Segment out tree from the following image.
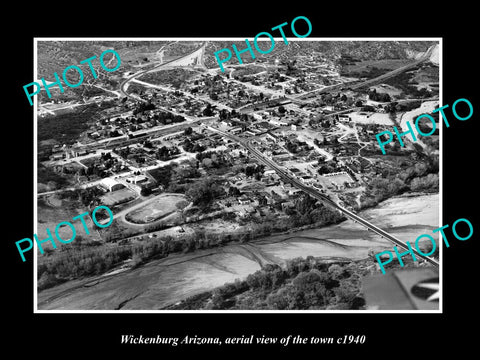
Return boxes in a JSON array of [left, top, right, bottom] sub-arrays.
[[203, 103, 215, 117], [185, 178, 225, 209], [143, 141, 153, 149], [140, 187, 152, 196], [219, 109, 230, 120], [228, 186, 241, 196], [295, 195, 316, 215]]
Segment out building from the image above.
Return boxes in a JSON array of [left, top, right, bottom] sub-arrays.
[[252, 113, 263, 121], [338, 114, 350, 122], [126, 175, 148, 185], [238, 195, 251, 205], [70, 149, 89, 158], [99, 178, 124, 192]]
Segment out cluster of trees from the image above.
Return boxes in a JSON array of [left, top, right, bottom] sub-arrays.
[[147, 165, 174, 189], [38, 243, 132, 290], [318, 162, 340, 175], [132, 102, 155, 115], [285, 139, 311, 154], [228, 186, 241, 197], [38, 102, 113, 145], [113, 146, 131, 159], [218, 109, 233, 120], [38, 223, 283, 291], [156, 146, 180, 161], [410, 173, 439, 192], [147, 162, 204, 194], [384, 71, 433, 98], [56, 187, 105, 207], [383, 100, 423, 113], [360, 155, 439, 208], [202, 103, 216, 117], [169, 257, 366, 310], [195, 151, 229, 170], [368, 89, 391, 102], [156, 111, 186, 125], [73, 157, 116, 179], [38, 165, 70, 190], [182, 138, 206, 153], [244, 164, 265, 178], [185, 178, 225, 209], [286, 196, 346, 228]]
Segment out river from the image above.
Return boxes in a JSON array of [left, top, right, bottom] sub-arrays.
[[37, 192, 439, 310]]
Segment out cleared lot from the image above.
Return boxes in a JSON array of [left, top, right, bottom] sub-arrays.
[[101, 188, 137, 206]]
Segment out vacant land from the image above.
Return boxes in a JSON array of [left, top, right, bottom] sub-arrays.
[[348, 111, 395, 125], [38, 102, 116, 146], [101, 188, 137, 206], [341, 59, 414, 77]]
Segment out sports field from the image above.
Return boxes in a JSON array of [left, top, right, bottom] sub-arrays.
[[125, 194, 187, 224]]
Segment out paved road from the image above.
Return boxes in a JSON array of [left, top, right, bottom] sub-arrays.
[[295, 45, 437, 102], [206, 125, 439, 267], [119, 43, 207, 100]]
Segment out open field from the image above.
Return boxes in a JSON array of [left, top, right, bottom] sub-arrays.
[[36, 197, 103, 256], [369, 84, 402, 97], [348, 111, 395, 125], [101, 188, 137, 206], [341, 59, 414, 76]]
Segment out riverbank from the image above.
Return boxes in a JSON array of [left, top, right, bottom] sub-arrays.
[[37, 192, 438, 310]]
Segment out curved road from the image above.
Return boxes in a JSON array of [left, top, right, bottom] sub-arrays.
[[119, 42, 207, 100], [296, 44, 438, 102]]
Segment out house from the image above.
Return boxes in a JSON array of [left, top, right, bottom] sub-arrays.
[[50, 153, 64, 161], [264, 132, 278, 143], [230, 127, 243, 134], [252, 113, 263, 121], [238, 195, 251, 205], [281, 201, 295, 211]]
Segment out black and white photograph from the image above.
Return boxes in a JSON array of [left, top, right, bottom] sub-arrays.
[[33, 38, 442, 312], [6, 4, 478, 356]]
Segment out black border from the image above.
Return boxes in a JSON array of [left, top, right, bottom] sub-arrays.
[[7, 4, 478, 355]]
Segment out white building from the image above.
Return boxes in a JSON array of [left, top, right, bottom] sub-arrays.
[[99, 178, 124, 192]]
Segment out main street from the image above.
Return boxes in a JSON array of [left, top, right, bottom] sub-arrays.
[[206, 125, 439, 267]]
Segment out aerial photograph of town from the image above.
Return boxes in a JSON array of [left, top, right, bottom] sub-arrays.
[[35, 39, 440, 311]]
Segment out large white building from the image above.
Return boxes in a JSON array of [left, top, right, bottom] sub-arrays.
[[99, 178, 124, 192]]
